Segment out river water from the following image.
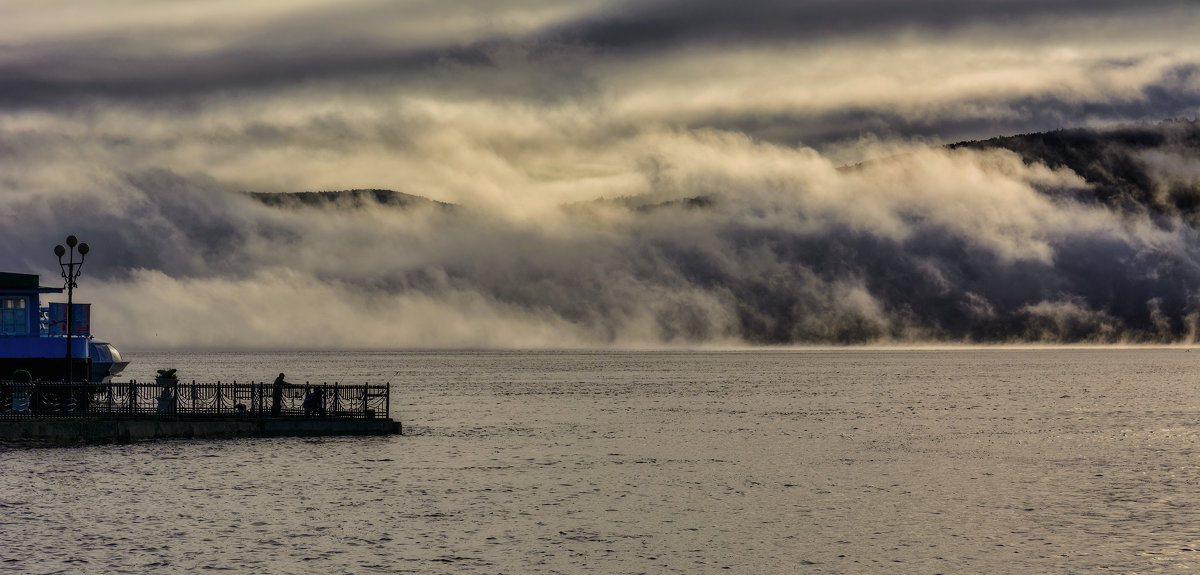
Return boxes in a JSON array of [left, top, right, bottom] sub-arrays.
[[3, 348, 1200, 574]]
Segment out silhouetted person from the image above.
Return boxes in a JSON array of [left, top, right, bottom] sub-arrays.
[[311, 386, 326, 417], [271, 372, 290, 416], [302, 386, 315, 417]]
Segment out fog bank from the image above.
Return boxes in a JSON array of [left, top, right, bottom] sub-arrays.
[[2, 1, 1199, 348]]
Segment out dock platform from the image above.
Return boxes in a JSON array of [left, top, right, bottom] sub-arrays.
[[0, 380, 401, 444]]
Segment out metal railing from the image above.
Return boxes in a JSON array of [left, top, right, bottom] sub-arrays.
[[0, 380, 390, 420]]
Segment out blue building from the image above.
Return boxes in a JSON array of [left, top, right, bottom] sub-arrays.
[[0, 272, 126, 382]]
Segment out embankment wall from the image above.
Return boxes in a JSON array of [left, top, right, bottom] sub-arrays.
[[0, 417, 401, 444]]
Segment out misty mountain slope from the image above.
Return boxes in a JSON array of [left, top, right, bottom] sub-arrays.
[[486, 121, 1200, 345], [952, 119, 1200, 224], [246, 189, 455, 211], [9, 122, 1200, 347], [4, 2, 1200, 349]]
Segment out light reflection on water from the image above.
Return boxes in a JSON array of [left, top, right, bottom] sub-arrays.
[[3, 349, 1200, 573]]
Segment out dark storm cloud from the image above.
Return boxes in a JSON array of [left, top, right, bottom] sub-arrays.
[[556, 0, 1197, 51], [0, 1, 601, 108], [3, 1, 1200, 348], [0, 40, 487, 108], [3, 0, 1192, 112], [695, 63, 1200, 149], [0, 170, 253, 279], [1, 0, 1195, 159], [6, 125, 1200, 348]]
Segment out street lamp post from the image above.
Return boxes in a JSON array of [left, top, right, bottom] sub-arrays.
[[55, 235, 89, 383]]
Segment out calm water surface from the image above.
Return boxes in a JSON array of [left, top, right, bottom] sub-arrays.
[[3, 349, 1200, 574]]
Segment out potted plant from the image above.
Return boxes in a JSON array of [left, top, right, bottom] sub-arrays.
[[155, 368, 178, 414], [155, 368, 178, 386]]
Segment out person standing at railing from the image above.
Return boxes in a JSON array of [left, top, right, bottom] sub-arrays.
[[312, 385, 325, 417], [271, 373, 291, 416], [302, 386, 315, 417]]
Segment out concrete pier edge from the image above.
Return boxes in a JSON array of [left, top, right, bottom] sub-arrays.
[[0, 417, 402, 445]]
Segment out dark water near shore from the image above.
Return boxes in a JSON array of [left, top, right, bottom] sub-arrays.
[[3, 348, 1200, 573]]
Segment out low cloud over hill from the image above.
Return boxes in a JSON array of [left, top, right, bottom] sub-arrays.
[[5, 121, 1200, 347], [3, 1, 1199, 348]]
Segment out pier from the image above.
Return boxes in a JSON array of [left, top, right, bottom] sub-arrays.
[[0, 380, 401, 444]]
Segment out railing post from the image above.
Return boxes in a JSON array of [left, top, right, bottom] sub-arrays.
[[0, 378, 399, 422], [318, 382, 325, 417]]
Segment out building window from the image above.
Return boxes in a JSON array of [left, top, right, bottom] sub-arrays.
[[0, 297, 29, 334]]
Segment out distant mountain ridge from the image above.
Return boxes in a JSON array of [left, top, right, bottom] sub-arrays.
[[249, 121, 1200, 221], [249, 187, 717, 213], [951, 119, 1200, 223], [246, 189, 454, 210], [210, 119, 1200, 345]]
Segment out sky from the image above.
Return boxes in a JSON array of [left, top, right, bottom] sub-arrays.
[[2, 0, 1200, 350]]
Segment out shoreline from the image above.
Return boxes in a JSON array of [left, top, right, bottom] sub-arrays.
[[0, 416, 401, 445]]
